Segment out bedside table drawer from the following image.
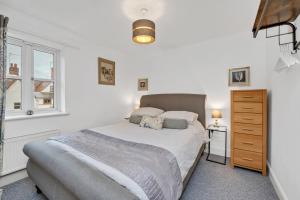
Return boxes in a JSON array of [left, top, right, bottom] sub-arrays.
[[233, 113, 262, 124], [233, 91, 263, 102], [234, 149, 262, 170], [233, 102, 262, 113], [234, 133, 262, 153], [232, 123, 262, 135]]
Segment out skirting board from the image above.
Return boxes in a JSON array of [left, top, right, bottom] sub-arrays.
[[268, 162, 288, 200], [0, 169, 28, 188]]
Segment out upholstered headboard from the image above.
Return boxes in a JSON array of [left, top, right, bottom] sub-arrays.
[[140, 94, 206, 127]]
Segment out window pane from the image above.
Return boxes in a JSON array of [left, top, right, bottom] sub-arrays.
[[7, 44, 22, 77], [34, 50, 54, 80], [6, 79, 22, 111], [33, 81, 54, 109]]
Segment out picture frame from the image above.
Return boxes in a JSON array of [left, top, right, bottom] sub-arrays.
[[138, 78, 148, 91], [228, 66, 250, 86], [98, 57, 115, 85]]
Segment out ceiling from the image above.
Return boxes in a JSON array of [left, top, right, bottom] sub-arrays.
[[0, 0, 261, 53]]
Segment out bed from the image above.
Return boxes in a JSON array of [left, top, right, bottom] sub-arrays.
[[23, 94, 207, 200]]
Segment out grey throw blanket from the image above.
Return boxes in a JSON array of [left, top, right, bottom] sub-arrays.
[[50, 130, 183, 200]]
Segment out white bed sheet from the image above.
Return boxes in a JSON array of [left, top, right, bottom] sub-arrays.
[[90, 120, 207, 179]]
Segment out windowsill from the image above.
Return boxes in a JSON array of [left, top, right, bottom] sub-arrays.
[[5, 112, 69, 121]]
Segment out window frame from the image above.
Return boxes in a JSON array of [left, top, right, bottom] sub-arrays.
[[6, 37, 62, 116], [31, 44, 59, 113], [6, 37, 26, 115]]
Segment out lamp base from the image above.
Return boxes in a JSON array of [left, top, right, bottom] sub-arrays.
[[214, 119, 220, 127]]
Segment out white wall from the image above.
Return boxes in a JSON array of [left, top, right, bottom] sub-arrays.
[[266, 18, 300, 200], [138, 31, 268, 156]]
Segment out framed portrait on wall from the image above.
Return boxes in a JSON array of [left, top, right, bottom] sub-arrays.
[[228, 66, 250, 86], [98, 57, 115, 85], [138, 78, 148, 91]]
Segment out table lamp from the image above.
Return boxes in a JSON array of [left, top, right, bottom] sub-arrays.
[[212, 110, 222, 127]]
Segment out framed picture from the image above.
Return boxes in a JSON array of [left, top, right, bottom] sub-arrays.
[[138, 78, 148, 91], [229, 66, 250, 86], [98, 57, 115, 85]]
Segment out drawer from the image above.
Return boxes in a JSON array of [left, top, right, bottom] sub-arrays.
[[232, 123, 262, 136], [233, 91, 263, 102], [233, 113, 262, 124], [234, 149, 262, 170], [234, 133, 262, 153], [233, 102, 262, 113]]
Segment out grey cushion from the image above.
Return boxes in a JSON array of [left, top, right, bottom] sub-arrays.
[[163, 118, 188, 129], [129, 115, 143, 124]]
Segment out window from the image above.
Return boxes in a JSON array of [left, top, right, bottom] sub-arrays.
[[6, 43, 22, 111], [33, 49, 55, 109], [6, 37, 61, 116]]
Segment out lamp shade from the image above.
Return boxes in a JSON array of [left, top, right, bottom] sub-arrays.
[[212, 110, 222, 119], [132, 19, 155, 44]]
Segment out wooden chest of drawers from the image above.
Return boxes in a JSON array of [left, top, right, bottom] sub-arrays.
[[230, 90, 267, 175]]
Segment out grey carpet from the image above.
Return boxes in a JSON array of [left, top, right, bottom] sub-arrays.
[[1, 154, 278, 200]]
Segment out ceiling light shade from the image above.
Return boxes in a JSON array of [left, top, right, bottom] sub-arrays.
[[132, 19, 155, 44]]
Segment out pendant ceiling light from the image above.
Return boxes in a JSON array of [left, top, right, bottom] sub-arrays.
[[132, 8, 155, 44]]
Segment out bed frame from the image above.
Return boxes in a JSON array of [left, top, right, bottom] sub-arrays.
[[27, 93, 207, 200]]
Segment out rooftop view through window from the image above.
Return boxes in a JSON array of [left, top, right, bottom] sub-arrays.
[[6, 42, 56, 112]]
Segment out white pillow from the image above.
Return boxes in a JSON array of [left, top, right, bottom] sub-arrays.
[[131, 107, 164, 117], [139, 116, 164, 130], [160, 111, 198, 124]]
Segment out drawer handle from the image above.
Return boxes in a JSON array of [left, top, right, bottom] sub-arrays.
[[242, 142, 254, 145], [242, 107, 253, 109], [242, 158, 253, 161], [242, 128, 253, 132], [242, 118, 253, 120], [242, 96, 254, 99]]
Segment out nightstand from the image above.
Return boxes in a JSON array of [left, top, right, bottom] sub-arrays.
[[206, 125, 228, 165]]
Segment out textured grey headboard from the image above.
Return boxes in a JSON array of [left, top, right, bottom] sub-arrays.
[[140, 94, 206, 127]]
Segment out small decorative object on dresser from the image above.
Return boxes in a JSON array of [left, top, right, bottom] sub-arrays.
[[98, 57, 115, 85], [138, 78, 148, 91], [229, 67, 250, 86], [230, 89, 267, 175]]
